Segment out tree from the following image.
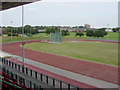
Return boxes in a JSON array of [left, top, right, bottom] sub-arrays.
[[98, 28, 106, 31], [112, 28, 116, 32], [24, 25, 38, 35], [30, 29, 38, 35], [61, 30, 69, 36], [116, 28, 120, 32], [24, 25, 32, 34], [103, 31, 108, 36], [7, 32, 18, 36], [79, 26, 85, 28], [86, 30, 94, 37], [18, 27, 22, 34], [34, 26, 44, 30], [5, 27, 12, 33], [93, 30, 104, 38], [45, 27, 59, 34], [75, 32, 84, 37], [112, 28, 120, 32]]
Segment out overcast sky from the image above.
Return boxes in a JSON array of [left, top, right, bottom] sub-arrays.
[[0, 0, 119, 28]]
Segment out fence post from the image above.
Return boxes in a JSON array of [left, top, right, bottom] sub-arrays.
[[40, 74, 42, 81], [15, 63, 17, 69], [46, 76, 48, 84], [34, 83, 36, 89], [53, 78, 55, 87], [6, 60, 8, 65], [30, 70, 32, 76], [9, 61, 11, 66], [68, 84, 70, 90], [18, 65, 20, 71], [30, 81, 32, 88], [35, 72, 37, 79], [22, 66, 24, 73], [12, 62, 14, 68], [60, 81, 62, 90], [26, 68, 28, 74]]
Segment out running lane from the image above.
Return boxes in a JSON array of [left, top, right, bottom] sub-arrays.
[[2, 41, 119, 85]]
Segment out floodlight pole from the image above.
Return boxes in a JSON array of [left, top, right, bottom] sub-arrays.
[[22, 5, 24, 66]]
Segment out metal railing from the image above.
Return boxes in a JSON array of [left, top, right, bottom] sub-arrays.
[[2, 67, 43, 89], [1, 57, 82, 90]]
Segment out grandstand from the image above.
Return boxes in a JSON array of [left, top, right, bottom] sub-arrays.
[[1, 56, 97, 89]]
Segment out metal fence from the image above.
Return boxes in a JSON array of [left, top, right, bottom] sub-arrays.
[[2, 66, 43, 89], [1, 57, 82, 90]]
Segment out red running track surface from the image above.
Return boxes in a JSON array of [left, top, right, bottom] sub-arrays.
[[2, 40, 119, 85]]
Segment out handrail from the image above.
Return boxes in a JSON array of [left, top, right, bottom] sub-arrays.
[[1, 57, 98, 89]]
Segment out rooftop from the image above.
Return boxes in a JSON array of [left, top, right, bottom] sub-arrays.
[[1, 0, 41, 10]]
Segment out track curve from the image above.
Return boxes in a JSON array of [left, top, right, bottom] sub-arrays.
[[2, 40, 119, 85]]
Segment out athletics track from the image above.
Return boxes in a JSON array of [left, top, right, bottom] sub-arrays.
[[2, 40, 119, 85]]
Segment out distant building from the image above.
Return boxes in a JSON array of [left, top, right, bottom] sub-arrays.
[[84, 24, 97, 31], [86, 28, 97, 31], [38, 29, 46, 33], [105, 28, 112, 32], [84, 24, 90, 29], [74, 28, 86, 32], [60, 27, 85, 32]]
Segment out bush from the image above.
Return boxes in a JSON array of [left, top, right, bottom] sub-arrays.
[[86, 31, 94, 37], [45, 27, 59, 34], [93, 30, 107, 38], [7, 32, 18, 36], [61, 30, 70, 36], [112, 28, 120, 32], [75, 32, 84, 37], [12, 33, 18, 36], [86, 30, 108, 38], [104, 31, 108, 36]]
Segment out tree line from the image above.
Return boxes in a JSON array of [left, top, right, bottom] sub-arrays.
[[3, 25, 39, 36], [45, 27, 70, 36], [75, 30, 108, 38], [1, 25, 119, 37], [2, 25, 70, 37]]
